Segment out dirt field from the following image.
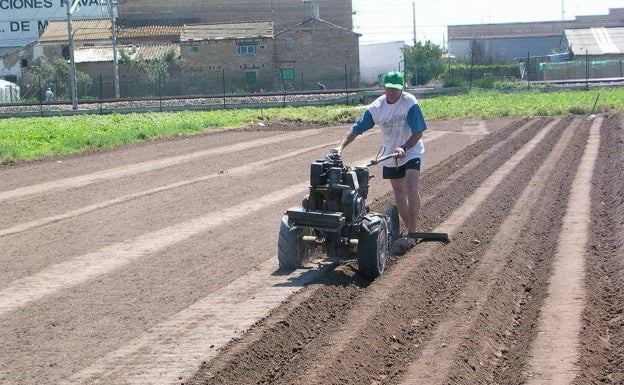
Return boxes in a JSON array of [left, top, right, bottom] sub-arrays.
[[0, 114, 622, 385]]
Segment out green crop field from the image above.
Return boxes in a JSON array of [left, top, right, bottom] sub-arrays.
[[0, 88, 621, 164]]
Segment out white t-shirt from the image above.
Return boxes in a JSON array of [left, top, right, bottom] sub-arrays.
[[351, 92, 427, 167]]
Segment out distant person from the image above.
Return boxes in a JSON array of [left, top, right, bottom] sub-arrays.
[[45, 88, 54, 102]]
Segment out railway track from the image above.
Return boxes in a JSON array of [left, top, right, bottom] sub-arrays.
[[0, 91, 367, 118]]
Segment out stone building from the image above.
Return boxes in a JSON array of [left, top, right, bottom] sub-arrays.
[[181, 17, 360, 94], [0, 1, 359, 97], [274, 18, 360, 91], [181, 22, 276, 93]]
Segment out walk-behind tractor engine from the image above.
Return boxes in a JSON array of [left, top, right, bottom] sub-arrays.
[[278, 152, 400, 278]]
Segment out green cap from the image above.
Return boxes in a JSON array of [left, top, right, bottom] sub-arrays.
[[383, 71, 404, 89]]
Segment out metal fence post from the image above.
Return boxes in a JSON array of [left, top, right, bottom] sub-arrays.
[[585, 50, 590, 91], [344, 64, 349, 104], [222, 68, 226, 108], [526, 52, 530, 89], [99, 74, 103, 114]]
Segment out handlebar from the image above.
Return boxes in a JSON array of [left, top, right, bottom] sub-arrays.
[[366, 152, 399, 167], [327, 147, 400, 167]]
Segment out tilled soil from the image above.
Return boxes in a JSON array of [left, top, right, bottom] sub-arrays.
[[0, 115, 622, 385]]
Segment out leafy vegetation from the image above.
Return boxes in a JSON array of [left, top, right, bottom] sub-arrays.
[[403, 41, 446, 86], [443, 63, 520, 88], [28, 57, 92, 101], [0, 88, 620, 164], [119, 46, 186, 85]]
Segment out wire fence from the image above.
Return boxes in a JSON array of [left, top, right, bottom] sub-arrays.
[[19, 63, 360, 104]]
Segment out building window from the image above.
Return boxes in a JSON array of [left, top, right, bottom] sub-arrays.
[[191, 45, 200, 53], [281, 68, 295, 80], [238, 44, 256, 55], [20, 58, 28, 68], [285, 38, 294, 49]]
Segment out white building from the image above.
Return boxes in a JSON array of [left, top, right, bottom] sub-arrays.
[[0, 0, 113, 55], [359, 41, 405, 86], [0, 79, 20, 102]]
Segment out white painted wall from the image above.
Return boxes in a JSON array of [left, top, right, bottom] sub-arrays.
[[359, 41, 405, 86], [0, 0, 113, 49]]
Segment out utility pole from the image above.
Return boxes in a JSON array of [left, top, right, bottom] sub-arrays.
[[65, 0, 79, 109], [412, 1, 418, 85], [412, 2, 416, 45], [105, 0, 120, 98]]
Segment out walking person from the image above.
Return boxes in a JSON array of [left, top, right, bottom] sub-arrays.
[[331, 71, 427, 254], [45, 87, 54, 102]]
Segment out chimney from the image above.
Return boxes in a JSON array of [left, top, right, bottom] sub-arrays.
[[303, 0, 320, 21]]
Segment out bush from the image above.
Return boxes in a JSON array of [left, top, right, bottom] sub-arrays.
[[446, 64, 519, 82], [443, 77, 467, 88], [493, 81, 521, 90], [474, 76, 497, 89]]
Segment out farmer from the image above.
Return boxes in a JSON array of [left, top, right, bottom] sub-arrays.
[[331, 71, 427, 254]]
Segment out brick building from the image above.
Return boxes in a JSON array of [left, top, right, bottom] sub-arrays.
[[181, 18, 360, 94], [274, 18, 360, 91], [181, 22, 276, 93], [117, 0, 353, 32], [0, 0, 359, 98]]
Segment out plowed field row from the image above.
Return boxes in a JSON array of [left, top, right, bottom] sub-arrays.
[[0, 115, 622, 385], [187, 115, 623, 385]]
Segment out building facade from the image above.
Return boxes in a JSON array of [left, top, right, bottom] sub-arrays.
[[359, 41, 404, 86], [117, 0, 353, 32], [274, 18, 360, 91], [181, 18, 360, 94], [0, 1, 359, 98], [448, 8, 624, 62]]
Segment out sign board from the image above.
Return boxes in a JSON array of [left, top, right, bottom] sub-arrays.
[[0, 0, 115, 47]]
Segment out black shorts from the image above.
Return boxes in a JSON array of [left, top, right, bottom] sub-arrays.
[[382, 158, 421, 179]]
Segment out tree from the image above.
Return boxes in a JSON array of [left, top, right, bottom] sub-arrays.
[[120, 47, 185, 95], [403, 41, 445, 86], [29, 57, 91, 100]]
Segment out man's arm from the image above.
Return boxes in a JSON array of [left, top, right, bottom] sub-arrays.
[[332, 131, 358, 154], [332, 109, 375, 154], [395, 131, 422, 158]]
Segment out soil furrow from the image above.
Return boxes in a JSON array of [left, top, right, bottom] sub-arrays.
[[3, 116, 621, 385], [401, 116, 587, 385], [451, 117, 592, 385], [187, 116, 577, 385], [294, 116, 577, 385], [576, 114, 624, 385]]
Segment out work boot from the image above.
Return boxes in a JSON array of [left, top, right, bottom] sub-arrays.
[[390, 236, 417, 256]]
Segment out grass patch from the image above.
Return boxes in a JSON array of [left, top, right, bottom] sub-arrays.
[[1, 88, 621, 164]]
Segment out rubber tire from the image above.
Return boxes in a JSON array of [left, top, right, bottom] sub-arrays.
[[357, 214, 389, 279], [277, 215, 311, 270]]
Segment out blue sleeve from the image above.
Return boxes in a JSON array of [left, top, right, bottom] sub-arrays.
[[351, 109, 375, 135], [407, 104, 427, 133]]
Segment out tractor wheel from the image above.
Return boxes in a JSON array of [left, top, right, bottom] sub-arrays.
[[357, 214, 389, 279], [277, 215, 313, 270], [385, 205, 400, 248]]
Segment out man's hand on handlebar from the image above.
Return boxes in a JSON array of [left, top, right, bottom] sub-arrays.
[[395, 146, 407, 159]]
